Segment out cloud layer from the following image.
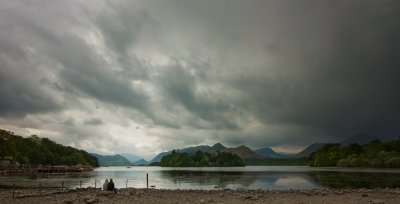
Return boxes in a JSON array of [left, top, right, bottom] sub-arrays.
[[1, 0, 400, 157]]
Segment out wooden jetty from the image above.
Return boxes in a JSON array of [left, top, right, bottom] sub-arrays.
[[0, 165, 94, 176]]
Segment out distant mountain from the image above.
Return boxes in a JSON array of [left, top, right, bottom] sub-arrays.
[[255, 147, 287, 158], [150, 145, 212, 163], [151, 152, 170, 163], [223, 145, 263, 160], [293, 143, 326, 158], [119, 153, 142, 163], [132, 159, 149, 166], [212, 143, 226, 151], [90, 153, 132, 166], [340, 134, 399, 146]]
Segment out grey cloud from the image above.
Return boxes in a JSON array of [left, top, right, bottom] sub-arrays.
[[0, 63, 61, 117], [0, 1, 153, 118], [0, 21, 61, 117], [64, 118, 75, 126], [96, 2, 152, 54], [157, 61, 241, 130], [83, 118, 103, 126], [95, 1, 158, 80], [54, 35, 151, 113]]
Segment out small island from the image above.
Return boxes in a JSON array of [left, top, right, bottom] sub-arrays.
[[160, 150, 245, 167]]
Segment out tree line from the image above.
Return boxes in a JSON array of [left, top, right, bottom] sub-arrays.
[[245, 158, 308, 166], [309, 139, 400, 167], [160, 150, 245, 167], [0, 129, 99, 167]]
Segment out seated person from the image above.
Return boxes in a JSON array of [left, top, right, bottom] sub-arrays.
[[102, 179, 108, 190], [107, 178, 117, 194]]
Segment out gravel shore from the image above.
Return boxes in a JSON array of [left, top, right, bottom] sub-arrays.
[[1, 187, 399, 204]]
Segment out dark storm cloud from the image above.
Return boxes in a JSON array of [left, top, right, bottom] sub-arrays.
[[227, 0, 400, 143], [143, 0, 400, 147], [1, 0, 400, 155]]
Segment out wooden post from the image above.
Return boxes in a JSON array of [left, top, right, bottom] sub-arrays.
[[126, 179, 128, 188], [12, 183, 15, 198], [146, 173, 148, 189], [61, 181, 64, 191], [39, 182, 41, 195], [94, 179, 96, 189], [80, 180, 82, 189]]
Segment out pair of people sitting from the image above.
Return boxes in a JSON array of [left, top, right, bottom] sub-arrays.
[[102, 178, 117, 194]]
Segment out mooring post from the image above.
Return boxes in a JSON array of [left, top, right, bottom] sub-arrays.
[[61, 181, 64, 191], [12, 183, 15, 198], [80, 180, 82, 189], [146, 173, 148, 189], [94, 179, 96, 189], [39, 182, 41, 195]]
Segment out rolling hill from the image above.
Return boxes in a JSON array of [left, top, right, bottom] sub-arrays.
[[293, 143, 326, 158], [255, 147, 287, 158], [90, 153, 132, 166], [119, 153, 142, 163]]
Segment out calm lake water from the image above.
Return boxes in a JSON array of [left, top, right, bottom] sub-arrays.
[[1, 166, 400, 190]]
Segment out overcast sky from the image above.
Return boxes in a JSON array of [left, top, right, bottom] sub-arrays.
[[1, 0, 400, 159]]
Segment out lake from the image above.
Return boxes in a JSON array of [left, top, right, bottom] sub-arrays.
[[1, 166, 400, 190]]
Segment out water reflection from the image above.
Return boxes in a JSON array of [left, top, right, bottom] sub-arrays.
[[312, 172, 400, 189], [0, 173, 94, 188], [1, 166, 400, 190], [160, 171, 251, 189], [159, 171, 320, 189]]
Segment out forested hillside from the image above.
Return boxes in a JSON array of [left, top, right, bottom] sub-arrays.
[[309, 139, 400, 168], [0, 129, 99, 167], [160, 150, 245, 167]]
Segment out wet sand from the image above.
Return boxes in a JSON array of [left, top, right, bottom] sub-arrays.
[[1, 187, 399, 204]]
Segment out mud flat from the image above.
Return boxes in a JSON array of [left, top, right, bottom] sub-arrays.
[[1, 187, 399, 204]]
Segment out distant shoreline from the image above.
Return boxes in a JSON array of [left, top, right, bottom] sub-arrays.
[[0, 187, 399, 204]]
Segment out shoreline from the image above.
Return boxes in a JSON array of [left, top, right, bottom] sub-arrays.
[[1, 187, 399, 204]]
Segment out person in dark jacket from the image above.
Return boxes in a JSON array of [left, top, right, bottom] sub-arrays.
[[107, 178, 117, 194]]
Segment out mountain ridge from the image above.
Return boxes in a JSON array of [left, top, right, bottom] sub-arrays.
[[255, 147, 288, 158], [150, 134, 399, 164], [151, 143, 264, 163], [132, 159, 149, 166], [293, 143, 326, 158], [119, 153, 142, 163], [90, 153, 132, 166]]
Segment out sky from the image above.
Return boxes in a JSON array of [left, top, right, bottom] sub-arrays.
[[1, 0, 400, 159]]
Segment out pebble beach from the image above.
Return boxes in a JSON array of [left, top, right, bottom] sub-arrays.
[[1, 187, 399, 204]]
